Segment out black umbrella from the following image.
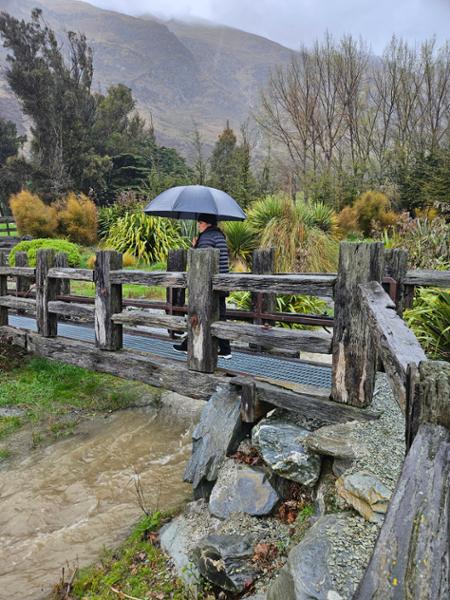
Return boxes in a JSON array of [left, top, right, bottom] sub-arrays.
[[143, 185, 246, 221]]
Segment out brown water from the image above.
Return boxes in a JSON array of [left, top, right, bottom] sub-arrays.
[[0, 397, 200, 600]]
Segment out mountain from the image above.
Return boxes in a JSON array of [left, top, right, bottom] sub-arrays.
[[0, 0, 293, 154]]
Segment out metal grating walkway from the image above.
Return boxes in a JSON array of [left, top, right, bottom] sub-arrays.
[[9, 315, 332, 389]]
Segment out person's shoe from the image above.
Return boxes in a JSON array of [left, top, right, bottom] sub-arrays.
[[218, 349, 232, 360], [173, 340, 187, 354]]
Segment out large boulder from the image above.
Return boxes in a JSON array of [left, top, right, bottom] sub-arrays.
[[193, 534, 258, 593], [252, 416, 321, 486], [335, 471, 391, 523], [184, 386, 246, 497], [284, 513, 378, 599], [303, 421, 362, 460], [209, 459, 280, 519]]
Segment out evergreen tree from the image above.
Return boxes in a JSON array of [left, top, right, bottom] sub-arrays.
[[0, 117, 27, 214], [209, 122, 239, 193]]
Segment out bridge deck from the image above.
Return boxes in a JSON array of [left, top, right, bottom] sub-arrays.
[[9, 315, 332, 389]]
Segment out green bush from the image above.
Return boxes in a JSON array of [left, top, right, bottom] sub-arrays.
[[104, 212, 188, 263], [404, 287, 450, 361], [9, 238, 82, 267]]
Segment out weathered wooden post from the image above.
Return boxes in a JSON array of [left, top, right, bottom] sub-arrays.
[[55, 252, 71, 297], [356, 361, 450, 599], [166, 248, 187, 337], [251, 248, 275, 322], [0, 251, 8, 326], [95, 250, 123, 351], [36, 249, 58, 337], [331, 242, 384, 407], [15, 251, 30, 316], [187, 248, 220, 373], [384, 248, 408, 316]]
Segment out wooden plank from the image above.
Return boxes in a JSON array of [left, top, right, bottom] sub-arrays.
[[384, 248, 408, 316], [167, 249, 187, 307], [0, 267, 36, 277], [16, 329, 224, 400], [0, 217, 15, 223], [355, 422, 450, 599], [0, 296, 36, 312], [406, 360, 450, 451], [111, 310, 187, 331], [404, 269, 450, 287], [331, 242, 384, 408], [109, 270, 187, 288], [0, 251, 8, 326], [95, 251, 123, 351], [213, 273, 336, 297], [48, 301, 95, 318], [252, 248, 276, 321], [211, 321, 332, 353], [15, 252, 31, 316], [36, 249, 58, 337], [230, 377, 379, 424], [187, 248, 220, 373], [54, 254, 71, 296], [47, 267, 93, 281], [359, 281, 426, 412]]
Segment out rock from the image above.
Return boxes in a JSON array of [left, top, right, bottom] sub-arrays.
[[193, 533, 258, 593], [332, 457, 354, 478], [0, 407, 25, 417], [266, 566, 296, 600], [288, 513, 359, 599], [209, 459, 280, 519], [252, 415, 321, 486], [184, 386, 246, 497], [159, 500, 220, 585], [335, 471, 391, 523], [303, 421, 362, 459]]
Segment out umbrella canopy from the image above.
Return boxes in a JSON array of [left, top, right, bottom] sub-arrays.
[[143, 185, 246, 221]]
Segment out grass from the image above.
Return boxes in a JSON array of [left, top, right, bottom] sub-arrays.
[[56, 512, 197, 600], [70, 280, 166, 300], [0, 223, 17, 237], [0, 354, 161, 447]]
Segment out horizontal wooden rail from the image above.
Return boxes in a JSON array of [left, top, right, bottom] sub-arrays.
[[359, 281, 426, 411], [0, 217, 15, 223], [0, 295, 36, 312], [47, 268, 94, 281], [109, 270, 187, 288], [0, 267, 35, 278], [404, 269, 450, 287], [213, 273, 336, 297], [48, 301, 95, 318], [211, 321, 332, 353], [111, 310, 187, 331]]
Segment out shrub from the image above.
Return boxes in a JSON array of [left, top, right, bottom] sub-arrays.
[[222, 221, 257, 271], [9, 238, 82, 267], [57, 193, 98, 245], [86, 254, 96, 270], [404, 287, 450, 361], [105, 212, 188, 263], [10, 190, 58, 238], [353, 191, 397, 236], [122, 252, 137, 268], [337, 205, 359, 236]]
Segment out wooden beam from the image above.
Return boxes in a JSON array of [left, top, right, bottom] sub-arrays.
[[0, 296, 36, 312], [359, 281, 426, 412], [4, 327, 224, 400], [95, 251, 123, 351], [211, 321, 332, 353], [406, 360, 450, 450], [111, 310, 187, 331], [109, 270, 187, 288], [36, 249, 58, 337], [331, 242, 384, 408], [213, 273, 335, 297], [355, 422, 450, 599], [54, 254, 71, 296], [0, 251, 8, 326], [230, 377, 379, 424], [47, 267, 93, 281], [187, 248, 219, 373], [404, 269, 450, 287], [384, 248, 408, 316], [48, 301, 95, 318], [15, 252, 31, 316], [0, 266, 36, 278]]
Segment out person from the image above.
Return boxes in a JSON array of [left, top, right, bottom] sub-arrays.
[[173, 213, 232, 359]]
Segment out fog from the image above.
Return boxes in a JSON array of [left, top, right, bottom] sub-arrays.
[[82, 0, 450, 53]]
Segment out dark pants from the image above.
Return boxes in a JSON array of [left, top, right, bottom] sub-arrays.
[[218, 293, 231, 354]]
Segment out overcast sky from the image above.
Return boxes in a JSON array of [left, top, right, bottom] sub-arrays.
[[82, 0, 450, 54]]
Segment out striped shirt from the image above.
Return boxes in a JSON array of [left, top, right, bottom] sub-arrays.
[[195, 226, 229, 273]]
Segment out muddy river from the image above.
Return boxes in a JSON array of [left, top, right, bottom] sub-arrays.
[[0, 394, 201, 600]]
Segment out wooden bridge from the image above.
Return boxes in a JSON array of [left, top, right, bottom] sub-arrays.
[[0, 241, 449, 597]]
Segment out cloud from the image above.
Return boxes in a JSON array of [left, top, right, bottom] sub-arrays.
[[82, 0, 450, 54]]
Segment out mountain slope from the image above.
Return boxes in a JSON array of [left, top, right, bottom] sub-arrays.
[[0, 0, 293, 152]]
